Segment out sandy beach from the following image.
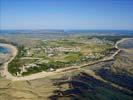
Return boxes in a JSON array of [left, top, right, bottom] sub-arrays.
[[0, 43, 18, 57], [0, 43, 18, 78]]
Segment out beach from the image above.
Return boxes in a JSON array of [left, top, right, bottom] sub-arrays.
[[0, 43, 18, 78]]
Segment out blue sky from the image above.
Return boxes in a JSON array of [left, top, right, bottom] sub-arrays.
[[0, 0, 133, 30]]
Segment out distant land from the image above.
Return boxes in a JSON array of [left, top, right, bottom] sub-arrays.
[[0, 29, 133, 36]]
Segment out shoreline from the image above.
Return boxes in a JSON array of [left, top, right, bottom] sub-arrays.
[[115, 38, 130, 49], [0, 38, 131, 81], [0, 43, 18, 57], [0, 43, 18, 78]]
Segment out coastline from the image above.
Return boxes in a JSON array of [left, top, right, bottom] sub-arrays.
[[0, 43, 18, 57], [0, 43, 18, 78], [0, 38, 130, 81], [115, 38, 130, 49]]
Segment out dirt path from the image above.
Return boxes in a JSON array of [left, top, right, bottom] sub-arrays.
[[1, 38, 130, 81]]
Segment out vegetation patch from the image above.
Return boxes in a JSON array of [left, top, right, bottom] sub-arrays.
[[7, 36, 121, 76]]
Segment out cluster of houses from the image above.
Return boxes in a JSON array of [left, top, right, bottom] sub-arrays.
[[44, 47, 81, 53], [14, 38, 112, 76], [81, 53, 104, 61], [25, 46, 81, 57], [16, 63, 39, 76], [87, 38, 114, 45], [16, 63, 55, 76]]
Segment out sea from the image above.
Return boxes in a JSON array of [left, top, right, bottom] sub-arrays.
[[0, 29, 133, 36], [0, 46, 9, 54]]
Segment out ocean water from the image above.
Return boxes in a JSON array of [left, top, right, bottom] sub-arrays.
[[0, 30, 133, 36], [0, 46, 9, 53]]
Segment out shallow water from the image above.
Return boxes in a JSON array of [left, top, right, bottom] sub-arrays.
[[0, 46, 9, 53], [118, 38, 133, 49]]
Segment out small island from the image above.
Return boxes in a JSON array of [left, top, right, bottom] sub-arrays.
[[0, 35, 129, 80]]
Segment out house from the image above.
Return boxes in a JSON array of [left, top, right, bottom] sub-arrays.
[[20, 65, 27, 74], [20, 63, 39, 74], [47, 68, 55, 72], [48, 53, 54, 57]]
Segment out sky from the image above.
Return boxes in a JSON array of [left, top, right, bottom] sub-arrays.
[[0, 0, 133, 30]]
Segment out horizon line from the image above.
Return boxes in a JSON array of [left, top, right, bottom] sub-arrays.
[[0, 29, 133, 31]]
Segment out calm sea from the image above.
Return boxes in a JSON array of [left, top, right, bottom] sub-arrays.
[[0, 46, 9, 53]]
